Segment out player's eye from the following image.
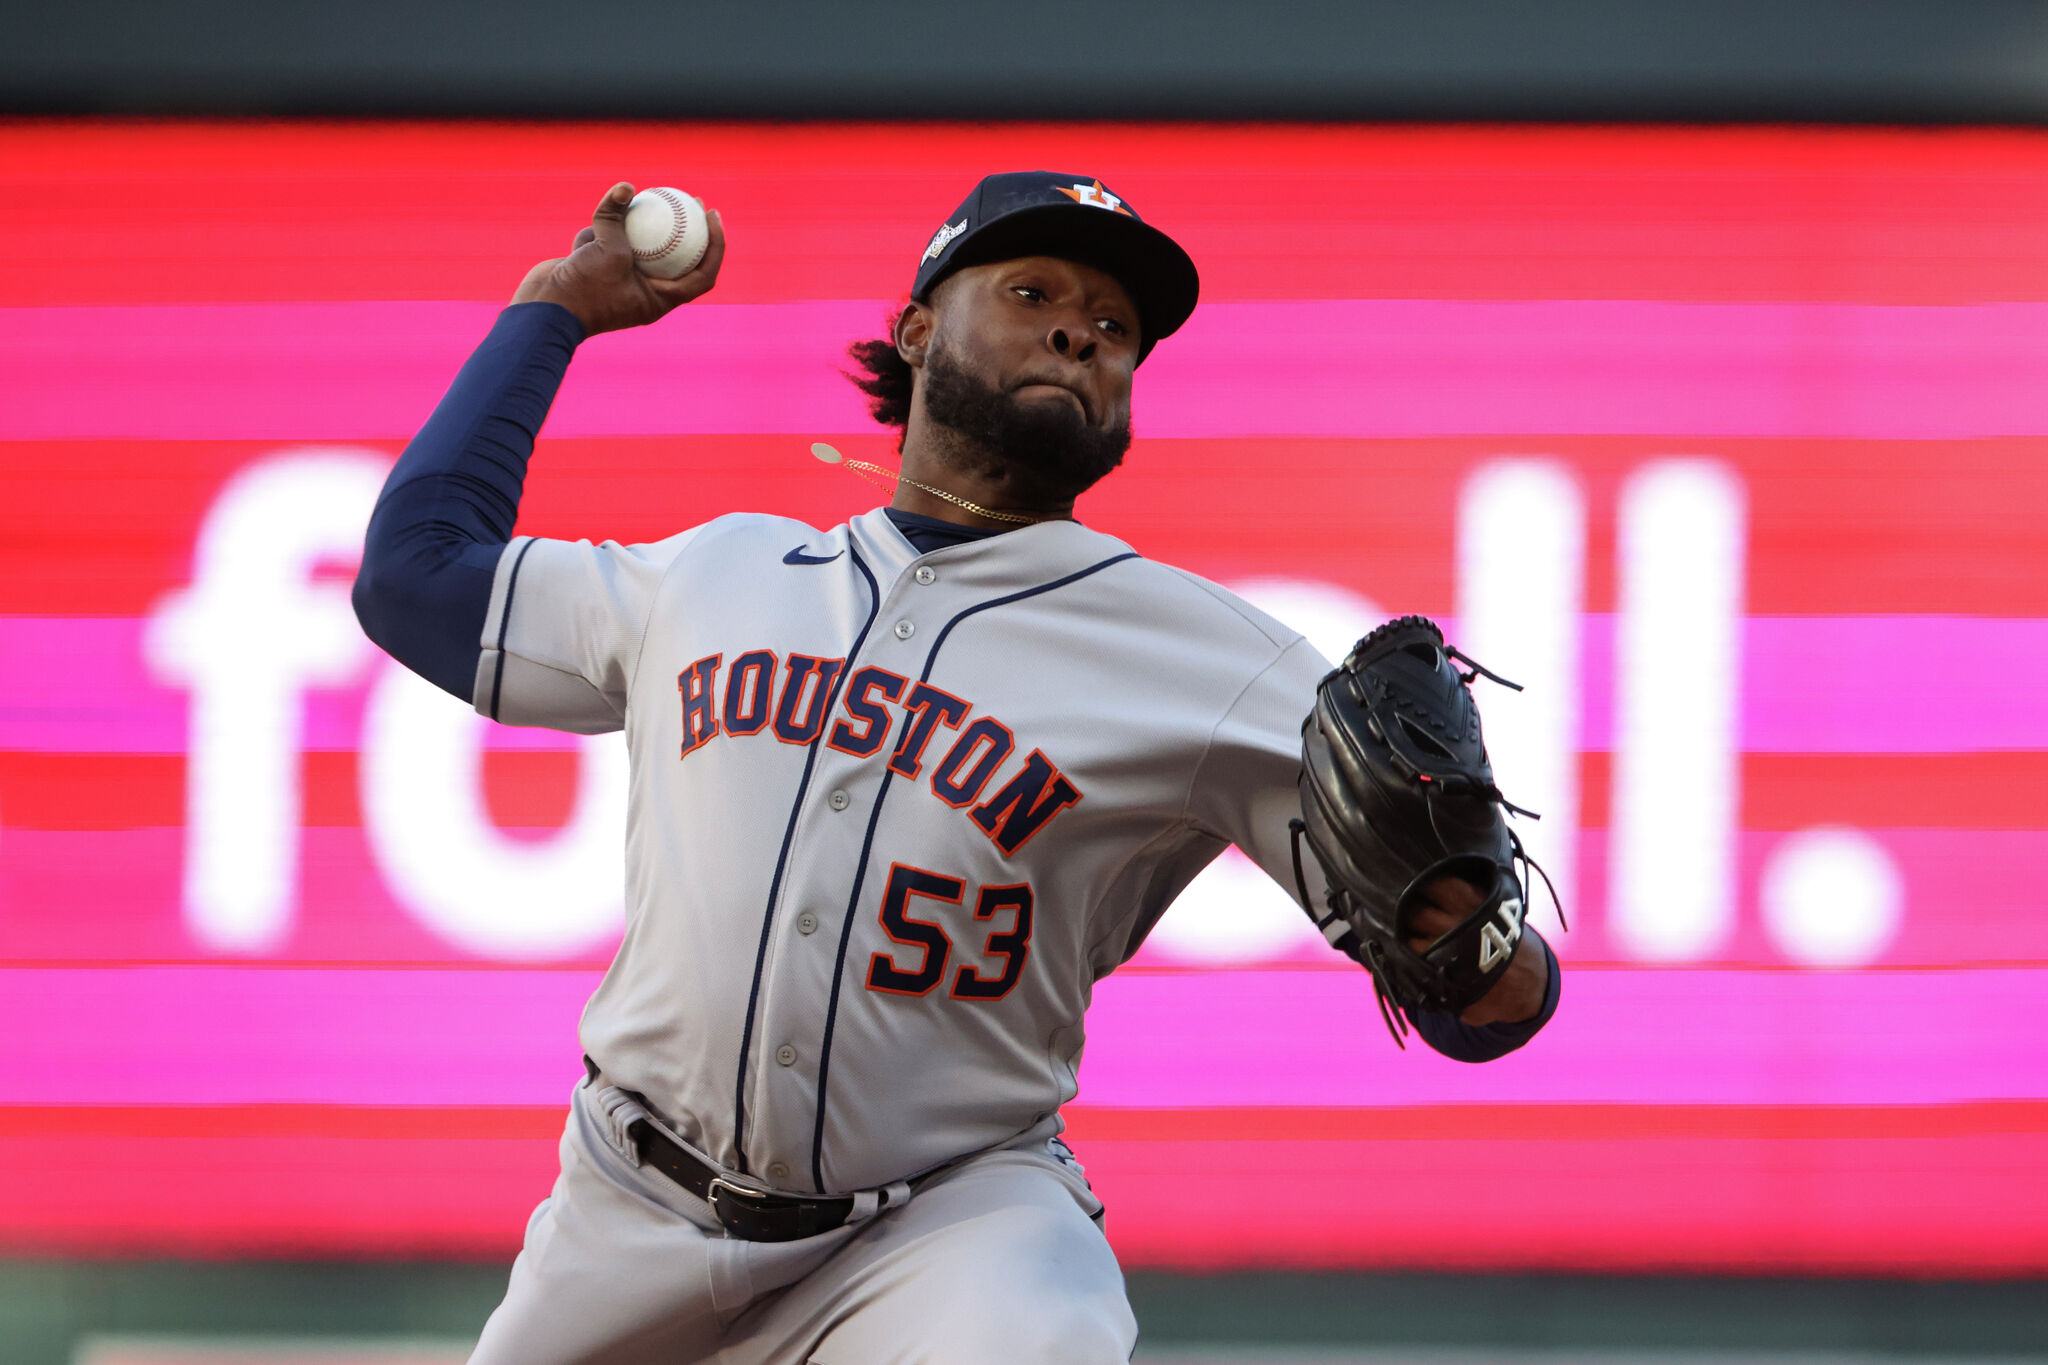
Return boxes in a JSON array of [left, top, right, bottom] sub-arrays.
[[1011, 286, 1045, 302], [1097, 316, 1130, 338]]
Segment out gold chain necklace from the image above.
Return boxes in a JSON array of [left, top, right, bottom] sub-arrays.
[[809, 443, 1049, 526]]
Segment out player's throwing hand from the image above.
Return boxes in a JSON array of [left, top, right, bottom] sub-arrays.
[[510, 181, 726, 335]]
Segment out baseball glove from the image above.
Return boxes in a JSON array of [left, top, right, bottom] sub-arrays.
[[1289, 615, 1559, 1045]]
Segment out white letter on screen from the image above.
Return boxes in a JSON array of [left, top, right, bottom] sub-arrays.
[[142, 449, 388, 953], [1609, 460, 1746, 962], [361, 661, 626, 960], [1457, 459, 1584, 947]]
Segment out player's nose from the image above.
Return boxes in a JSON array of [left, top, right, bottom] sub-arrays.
[[1046, 324, 1098, 364]]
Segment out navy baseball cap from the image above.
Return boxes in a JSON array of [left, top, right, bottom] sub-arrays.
[[910, 171, 1200, 363]]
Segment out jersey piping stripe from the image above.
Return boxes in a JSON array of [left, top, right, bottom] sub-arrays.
[[808, 550, 1141, 1193], [485, 538, 538, 723], [729, 542, 880, 1176]]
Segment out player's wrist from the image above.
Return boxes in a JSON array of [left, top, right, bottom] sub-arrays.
[[1457, 932, 1551, 1025], [508, 269, 603, 333], [502, 298, 591, 345]]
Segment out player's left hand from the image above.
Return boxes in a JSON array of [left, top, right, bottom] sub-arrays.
[[510, 181, 726, 336], [1407, 876, 1549, 1025]]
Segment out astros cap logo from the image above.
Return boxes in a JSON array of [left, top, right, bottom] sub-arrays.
[[921, 218, 968, 263], [1056, 180, 1133, 216]]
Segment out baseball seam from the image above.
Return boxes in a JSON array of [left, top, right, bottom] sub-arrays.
[[634, 188, 695, 264]]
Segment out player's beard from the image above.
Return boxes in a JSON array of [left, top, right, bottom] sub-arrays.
[[919, 347, 1132, 506]]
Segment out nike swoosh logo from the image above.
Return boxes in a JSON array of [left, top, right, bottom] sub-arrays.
[[783, 546, 844, 565]]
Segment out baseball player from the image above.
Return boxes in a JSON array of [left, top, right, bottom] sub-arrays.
[[353, 172, 1559, 1364]]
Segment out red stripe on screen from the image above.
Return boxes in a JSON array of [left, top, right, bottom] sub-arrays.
[[4, 436, 2044, 617], [18, 300, 2048, 443], [0, 751, 583, 830], [0, 1130, 555, 1259], [1082, 1132, 2048, 1274], [0, 1106, 2041, 1270], [10, 1099, 2036, 1142], [9, 123, 2048, 307], [9, 750, 2046, 834]]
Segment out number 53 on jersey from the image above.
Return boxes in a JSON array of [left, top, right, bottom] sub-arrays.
[[866, 863, 1033, 1003]]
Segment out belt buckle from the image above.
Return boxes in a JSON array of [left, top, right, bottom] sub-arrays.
[[706, 1174, 779, 1237]]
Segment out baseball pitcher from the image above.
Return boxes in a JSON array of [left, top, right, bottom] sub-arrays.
[[353, 172, 1559, 1364]]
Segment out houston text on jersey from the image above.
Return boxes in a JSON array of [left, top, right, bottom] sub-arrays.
[[677, 649, 1084, 855]]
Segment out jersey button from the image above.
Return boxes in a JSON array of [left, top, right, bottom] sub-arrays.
[[893, 620, 916, 640], [796, 912, 819, 935], [776, 1044, 798, 1067], [828, 789, 850, 811], [767, 1161, 791, 1182], [914, 566, 937, 585]]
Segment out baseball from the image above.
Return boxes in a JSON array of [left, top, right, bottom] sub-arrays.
[[624, 187, 710, 279]]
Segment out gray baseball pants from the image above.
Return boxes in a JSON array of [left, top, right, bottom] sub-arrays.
[[467, 1077, 1138, 1364]]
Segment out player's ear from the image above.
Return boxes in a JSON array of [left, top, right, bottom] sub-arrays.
[[895, 302, 933, 369]]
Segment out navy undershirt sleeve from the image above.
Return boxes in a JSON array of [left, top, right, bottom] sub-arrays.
[[1407, 930, 1560, 1063], [352, 302, 585, 700]]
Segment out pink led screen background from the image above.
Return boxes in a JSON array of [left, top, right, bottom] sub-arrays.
[[2, 122, 2045, 1273]]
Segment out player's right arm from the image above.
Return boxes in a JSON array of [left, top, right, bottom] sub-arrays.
[[351, 182, 725, 706]]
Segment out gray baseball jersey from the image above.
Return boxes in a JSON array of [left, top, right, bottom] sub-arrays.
[[475, 505, 1329, 1195]]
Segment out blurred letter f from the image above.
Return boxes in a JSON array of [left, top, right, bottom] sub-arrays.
[[145, 450, 388, 953]]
